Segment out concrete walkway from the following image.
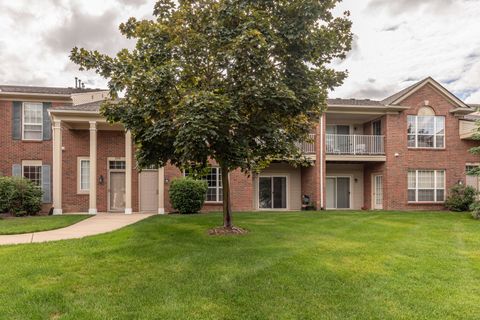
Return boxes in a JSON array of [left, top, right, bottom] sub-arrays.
[[0, 213, 155, 246]]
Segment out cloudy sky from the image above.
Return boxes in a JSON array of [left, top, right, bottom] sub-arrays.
[[1, 0, 479, 103]]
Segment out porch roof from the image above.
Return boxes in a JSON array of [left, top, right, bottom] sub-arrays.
[[49, 101, 123, 131], [54, 100, 103, 112]]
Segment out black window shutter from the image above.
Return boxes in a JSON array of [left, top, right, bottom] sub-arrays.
[[43, 102, 52, 141], [41, 165, 52, 203], [12, 101, 22, 140]]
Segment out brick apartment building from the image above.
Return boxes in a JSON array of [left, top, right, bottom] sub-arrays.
[[0, 77, 479, 214]]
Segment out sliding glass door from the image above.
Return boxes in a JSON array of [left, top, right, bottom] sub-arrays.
[[326, 177, 351, 209], [259, 176, 287, 209]]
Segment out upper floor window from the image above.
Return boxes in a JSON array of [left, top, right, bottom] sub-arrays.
[[372, 120, 382, 136], [407, 107, 445, 148], [23, 102, 43, 140]]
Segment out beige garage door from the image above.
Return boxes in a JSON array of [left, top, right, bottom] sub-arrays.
[[140, 171, 158, 212]]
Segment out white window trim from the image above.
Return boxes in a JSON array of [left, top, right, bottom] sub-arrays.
[[407, 115, 446, 149], [206, 167, 223, 204], [77, 157, 90, 194], [21, 160, 42, 186], [22, 102, 43, 141], [183, 167, 223, 203], [408, 169, 446, 203], [257, 174, 290, 211], [325, 175, 353, 210], [372, 120, 382, 136]]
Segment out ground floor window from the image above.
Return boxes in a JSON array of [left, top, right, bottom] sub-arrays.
[[22, 160, 42, 186], [408, 170, 445, 203], [205, 167, 223, 202], [78, 158, 90, 193], [185, 167, 223, 202]]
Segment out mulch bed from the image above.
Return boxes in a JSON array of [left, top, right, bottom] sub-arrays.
[[208, 226, 248, 236]]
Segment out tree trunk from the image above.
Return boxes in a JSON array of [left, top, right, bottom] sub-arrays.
[[221, 165, 233, 228]]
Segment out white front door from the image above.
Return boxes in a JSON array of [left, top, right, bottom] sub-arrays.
[[109, 172, 126, 211], [373, 175, 383, 210]]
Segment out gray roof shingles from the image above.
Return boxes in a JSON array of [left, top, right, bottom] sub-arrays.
[[327, 98, 384, 106], [0, 85, 106, 95], [55, 100, 104, 112]]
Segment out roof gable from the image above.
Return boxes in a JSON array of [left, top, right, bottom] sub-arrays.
[[382, 77, 471, 110]]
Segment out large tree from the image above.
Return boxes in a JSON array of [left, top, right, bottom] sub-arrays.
[[71, 0, 352, 230]]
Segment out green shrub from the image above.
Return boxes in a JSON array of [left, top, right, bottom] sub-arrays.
[[445, 184, 477, 212], [0, 177, 43, 216], [470, 201, 480, 220], [169, 177, 208, 214]]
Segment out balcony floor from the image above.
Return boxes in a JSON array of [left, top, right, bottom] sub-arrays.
[[326, 154, 386, 162]]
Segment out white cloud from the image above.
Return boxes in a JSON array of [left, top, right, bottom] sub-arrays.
[[0, 0, 156, 88], [0, 0, 479, 104], [332, 0, 480, 102]]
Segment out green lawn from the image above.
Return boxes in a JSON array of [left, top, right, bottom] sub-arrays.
[[1, 211, 480, 319], [0, 215, 90, 235]]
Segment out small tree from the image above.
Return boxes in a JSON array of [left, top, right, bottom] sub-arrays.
[[0, 177, 43, 216], [445, 183, 477, 212], [169, 178, 208, 214], [71, 0, 352, 230]]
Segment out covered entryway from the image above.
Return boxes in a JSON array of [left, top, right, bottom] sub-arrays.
[[139, 170, 159, 212], [49, 104, 166, 215], [108, 159, 126, 212], [253, 162, 302, 211]]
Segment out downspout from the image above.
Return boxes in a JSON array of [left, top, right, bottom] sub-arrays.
[[319, 114, 324, 209]]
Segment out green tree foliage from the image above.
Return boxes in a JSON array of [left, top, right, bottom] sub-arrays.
[[71, 0, 352, 228]]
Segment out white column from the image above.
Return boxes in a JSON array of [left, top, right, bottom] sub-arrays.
[[158, 167, 165, 214], [52, 119, 63, 215], [125, 130, 133, 214], [89, 121, 97, 215]]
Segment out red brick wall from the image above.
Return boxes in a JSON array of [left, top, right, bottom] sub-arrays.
[[163, 163, 253, 213], [383, 84, 480, 210], [301, 166, 317, 208], [3, 83, 479, 214], [299, 122, 323, 210], [0, 99, 68, 212]]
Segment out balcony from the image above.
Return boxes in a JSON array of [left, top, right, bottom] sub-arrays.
[[326, 134, 386, 161], [298, 134, 316, 155]]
